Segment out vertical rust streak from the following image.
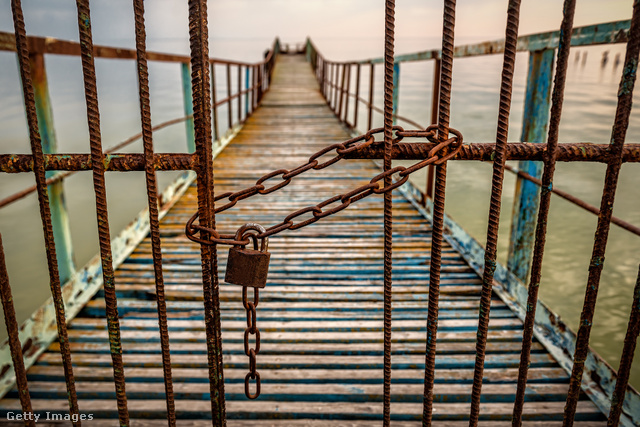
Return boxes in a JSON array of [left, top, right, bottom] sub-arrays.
[[469, 1, 522, 425], [383, 1, 395, 425], [607, 265, 640, 426], [513, 0, 576, 425], [74, 0, 129, 424], [187, 0, 226, 424], [354, 63, 361, 129], [10, 0, 80, 423], [368, 63, 375, 130], [563, 1, 640, 425], [423, 1, 456, 425], [132, 1, 176, 425], [0, 234, 34, 426]]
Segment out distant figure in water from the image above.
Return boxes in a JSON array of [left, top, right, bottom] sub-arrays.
[[581, 51, 588, 67], [601, 51, 609, 68], [614, 53, 621, 69]]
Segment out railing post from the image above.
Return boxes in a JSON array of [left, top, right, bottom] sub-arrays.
[[181, 62, 196, 152], [392, 62, 400, 126], [257, 65, 263, 104], [30, 52, 75, 284], [507, 49, 555, 281], [237, 65, 242, 123], [343, 64, 351, 125], [368, 63, 375, 130], [226, 64, 233, 129], [354, 63, 361, 129], [245, 65, 250, 118], [210, 62, 219, 142], [335, 63, 340, 112], [426, 56, 442, 202]]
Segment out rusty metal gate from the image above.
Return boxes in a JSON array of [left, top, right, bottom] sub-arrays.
[[1, 0, 640, 425]]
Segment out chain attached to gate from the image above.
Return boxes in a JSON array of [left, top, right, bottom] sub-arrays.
[[185, 124, 462, 247], [184, 124, 462, 399], [242, 285, 261, 399]]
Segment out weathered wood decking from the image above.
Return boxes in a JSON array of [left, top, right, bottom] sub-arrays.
[[0, 54, 606, 425]]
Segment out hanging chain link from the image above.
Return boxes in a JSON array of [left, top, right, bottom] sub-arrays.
[[185, 124, 463, 246], [242, 286, 261, 399]]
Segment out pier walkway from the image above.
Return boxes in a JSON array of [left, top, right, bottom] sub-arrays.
[[0, 54, 605, 424]]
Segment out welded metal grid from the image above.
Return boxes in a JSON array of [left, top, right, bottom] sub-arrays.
[[0, 0, 638, 426]]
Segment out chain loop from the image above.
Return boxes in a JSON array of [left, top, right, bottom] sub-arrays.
[[185, 125, 462, 247], [242, 286, 261, 398], [244, 371, 261, 400]]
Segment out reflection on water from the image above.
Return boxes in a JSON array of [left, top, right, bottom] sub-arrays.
[[0, 30, 639, 390]]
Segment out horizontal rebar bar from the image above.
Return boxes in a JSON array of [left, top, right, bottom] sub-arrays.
[[0, 142, 637, 174]]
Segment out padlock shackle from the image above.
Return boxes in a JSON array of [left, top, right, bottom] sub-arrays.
[[234, 223, 269, 252]]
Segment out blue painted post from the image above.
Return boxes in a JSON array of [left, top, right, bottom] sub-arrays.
[[180, 62, 196, 153], [392, 62, 400, 125], [30, 53, 75, 284], [245, 66, 250, 118], [507, 49, 555, 281]]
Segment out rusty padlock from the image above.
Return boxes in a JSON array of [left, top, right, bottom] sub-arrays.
[[225, 223, 270, 288]]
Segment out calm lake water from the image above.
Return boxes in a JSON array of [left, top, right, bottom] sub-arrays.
[[0, 25, 639, 392]]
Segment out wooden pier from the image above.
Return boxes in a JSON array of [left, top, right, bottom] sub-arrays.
[[0, 54, 610, 425]]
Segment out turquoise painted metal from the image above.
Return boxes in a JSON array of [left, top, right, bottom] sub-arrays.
[[245, 66, 250, 117], [359, 20, 631, 65], [180, 62, 196, 153], [30, 52, 75, 284], [392, 62, 399, 125], [507, 49, 555, 282]]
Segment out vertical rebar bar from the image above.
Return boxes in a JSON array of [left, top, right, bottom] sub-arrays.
[[563, 2, 640, 425], [607, 265, 640, 426], [75, 0, 129, 423], [10, 1, 81, 424], [383, 1, 395, 425], [512, 0, 576, 424], [188, 0, 226, 424], [0, 234, 34, 426], [468, 1, 522, 425], [132, 1, 176, 424], [422, 1, 457, 425]]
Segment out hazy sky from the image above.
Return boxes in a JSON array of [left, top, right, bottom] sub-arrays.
[[0, 0, 636, 57]]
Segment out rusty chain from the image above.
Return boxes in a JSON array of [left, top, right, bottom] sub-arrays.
[[185, 124, 463, 246], [242, 285, 261, 399]]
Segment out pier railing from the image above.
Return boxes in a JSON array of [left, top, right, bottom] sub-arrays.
[[306, 17, 640, 426], [0, 31, 279, 284], [306, 19, 637, 283], [0, 3, 279, 423]]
